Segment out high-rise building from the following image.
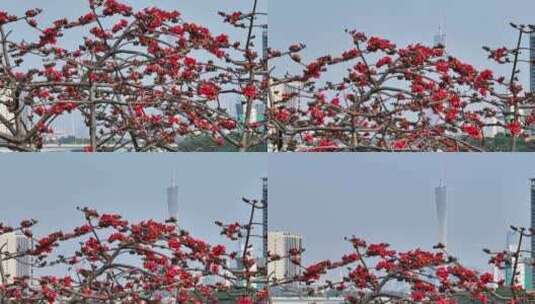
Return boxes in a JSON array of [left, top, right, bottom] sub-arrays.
[[0, 232, 32, 283], [492, 264, 505, 288], [528, 33, 535, 137], [235, 102, 260, 124], [262, 177, 268, 261], [483, 116, 500, 139], [269, 82, 304, 111], [531, 178, 535, 286], [167, 174, 179, 227], [267, 231, 303, 283], [530, 33, 535, 93], [0, 89, 13, 135], [504, 229, 533, 289], [255, 103, 266, 122], [434, 181, 447, 247], [268, 82, 305, 152], [504, 258, 532, 289]]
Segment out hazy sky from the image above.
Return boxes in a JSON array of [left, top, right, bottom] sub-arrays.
[[4, 0, 534, 136], [0, 153, 267, 250], [270, 0, 535, 86], [269, 154, 534, 272], [2, 153, 532, 275], [0, 0, 267, 137]]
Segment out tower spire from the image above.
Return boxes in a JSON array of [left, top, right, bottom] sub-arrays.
[[433, 13, 446, 48], [167, 172, 179, 228], [441, 165, 447, 186]]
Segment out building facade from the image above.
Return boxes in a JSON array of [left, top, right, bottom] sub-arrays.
[[235, 102, 262, 124], [0, 232, 32, 283], [530, 33, 535, 93], [503, 229, 533, 289], [528, 33, 535, 137], [483, 116, 500, 139], [268, 82, 305, 152], [504, 257, 533, 289], [269, 82, 304, 111], [262, 177, 269, 260], [268, 231, 303, 283], [531, 178, 535, 287], [0, 89, 13, 135]]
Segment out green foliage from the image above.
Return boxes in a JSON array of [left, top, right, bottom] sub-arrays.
[[177, 134, 267, 152], [465, 133, 535, 152]]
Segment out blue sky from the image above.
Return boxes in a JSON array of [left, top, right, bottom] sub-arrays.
[[0, 0, 267, 137], [270, 0, 535, 86], [1, 153, 532, 275], [269, 153, 533, 272], [0, 153, 267, 248], [4, 0, 535, 136], [0, 153, 269, 276]]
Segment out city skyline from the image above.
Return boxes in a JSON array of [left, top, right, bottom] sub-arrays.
[[2, 0, 535, 303], [1, 155, 535, 301], [0, 0, 267, 138], [0, 154, 267, 248], [271, 0, 535, 88], [269, 154, 534, 273], [1, 154, 533, 275]]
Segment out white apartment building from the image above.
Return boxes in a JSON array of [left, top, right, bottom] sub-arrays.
[[269, 82, 304, 111], [0, 232, 32, 283], [268, 231, 303, 283], [0, 89, 13, 135]]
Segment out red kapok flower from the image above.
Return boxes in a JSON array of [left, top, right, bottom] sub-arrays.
[[506, 121, 522, 136], [462, 124, 482, 140], [393, 139, 408, 150], [242, 84, 258, 100], [236, 297, 253, 304], [199, 82, 220, 100]]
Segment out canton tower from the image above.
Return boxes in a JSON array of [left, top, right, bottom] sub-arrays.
[[435, 181, 447, 247], [167, 173, 179, 227]]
